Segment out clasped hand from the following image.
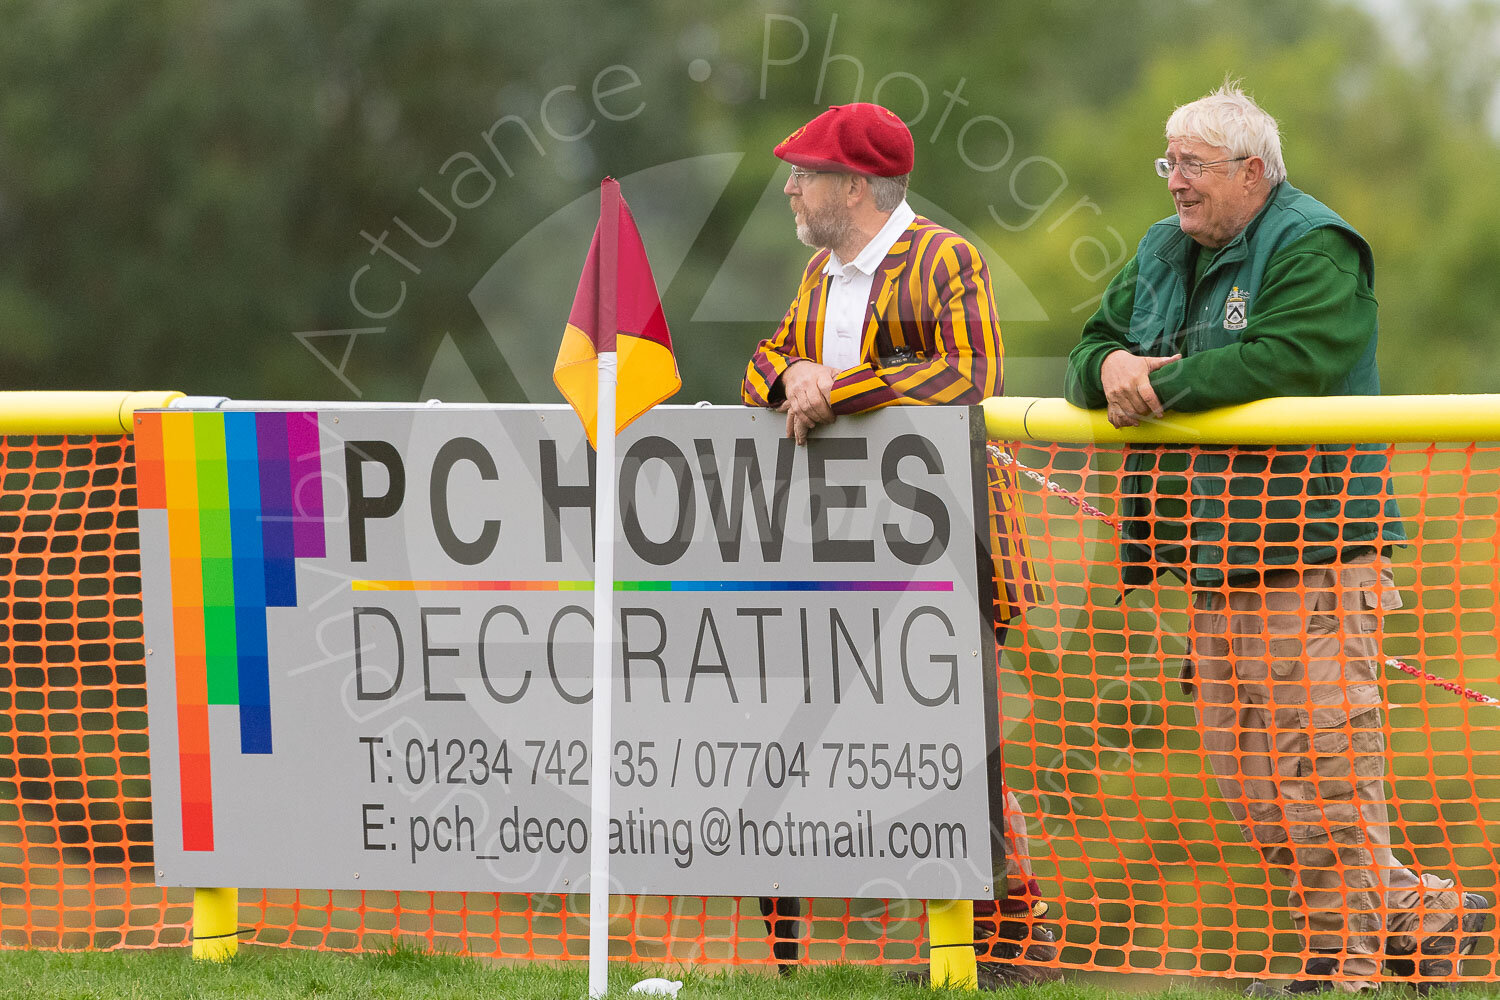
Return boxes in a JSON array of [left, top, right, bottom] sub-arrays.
[[776, 360, 838, 444], [1100, 350, 1181, 428]]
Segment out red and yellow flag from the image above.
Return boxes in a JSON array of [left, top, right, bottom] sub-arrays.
[[553, 178, 680, 449]]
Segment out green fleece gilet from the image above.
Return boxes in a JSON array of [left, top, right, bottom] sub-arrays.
[[1065, 182, 1405, 588]]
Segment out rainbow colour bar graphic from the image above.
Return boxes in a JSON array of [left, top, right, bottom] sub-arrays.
[[136, 411, 325, 852]]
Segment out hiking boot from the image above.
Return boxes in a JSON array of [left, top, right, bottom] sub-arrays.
[[974, 878, 1055, 963], [903, 883, 1061, 992], [976, 951, 1061, 989], [896, 932, 1062, 993], [1385, 891, 1491, 990], [1286, 955, 1340, 995], [1244, 955, 1338, 997]]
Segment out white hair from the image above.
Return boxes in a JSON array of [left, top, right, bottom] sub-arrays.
[[867, 173, 910, 212], [1165, 82, 1287, 185]]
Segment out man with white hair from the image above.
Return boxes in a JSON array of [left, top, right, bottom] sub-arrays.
[[1064, 83, 1489, 993]]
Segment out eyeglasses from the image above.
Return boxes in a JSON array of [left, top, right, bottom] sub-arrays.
[[788, 167, 833, 185], [1154, 156, 1248, 179]]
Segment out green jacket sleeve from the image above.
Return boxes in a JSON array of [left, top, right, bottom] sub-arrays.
[[1063, 255, 1140, 408], [1148, 228, 1376, 411]]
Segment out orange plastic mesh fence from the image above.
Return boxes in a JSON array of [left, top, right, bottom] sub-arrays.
[[0, 433, 1495, 984], [0, 435, 189, 949], [997, 439, 1499, 985]]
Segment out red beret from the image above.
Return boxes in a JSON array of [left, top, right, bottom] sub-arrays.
[[774, 103, 914, 177]]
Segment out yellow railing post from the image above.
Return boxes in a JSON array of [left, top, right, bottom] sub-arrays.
[[192, 886, 239, 961], [927, 898, 977, 990]]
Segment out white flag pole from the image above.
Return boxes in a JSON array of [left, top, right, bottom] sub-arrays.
[[587, 177, 622, 1000], [587, 352, 618, 999]]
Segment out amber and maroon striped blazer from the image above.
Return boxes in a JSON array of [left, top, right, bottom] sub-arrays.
[[741, 216, 1035, 623]]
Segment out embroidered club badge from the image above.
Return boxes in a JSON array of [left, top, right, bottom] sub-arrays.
[[1224, 286, 1248, 331]]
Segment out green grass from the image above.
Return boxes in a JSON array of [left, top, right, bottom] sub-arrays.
[[0, 947, 1495, 1000]]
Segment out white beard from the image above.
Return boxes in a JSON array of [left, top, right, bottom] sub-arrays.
[[796, 201, 855, 252]]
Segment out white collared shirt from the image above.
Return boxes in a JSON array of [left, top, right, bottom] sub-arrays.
[[820, 200, 915, 372]]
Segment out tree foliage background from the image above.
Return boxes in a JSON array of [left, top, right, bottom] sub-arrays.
[[0, 0, 1497, 404]]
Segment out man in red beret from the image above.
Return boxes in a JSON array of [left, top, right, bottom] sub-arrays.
[[741, 103, 1051, 986]]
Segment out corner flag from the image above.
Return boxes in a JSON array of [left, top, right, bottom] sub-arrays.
[[553, 177, 680, 448], [552, 177, 678, 999]]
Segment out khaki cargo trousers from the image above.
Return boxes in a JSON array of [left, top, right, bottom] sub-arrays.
[[1187, 552, 1460, 991]]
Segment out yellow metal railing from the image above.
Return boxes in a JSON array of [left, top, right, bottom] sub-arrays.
[[986, 393, 1500, 444], [0, 390, 184, 435]]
